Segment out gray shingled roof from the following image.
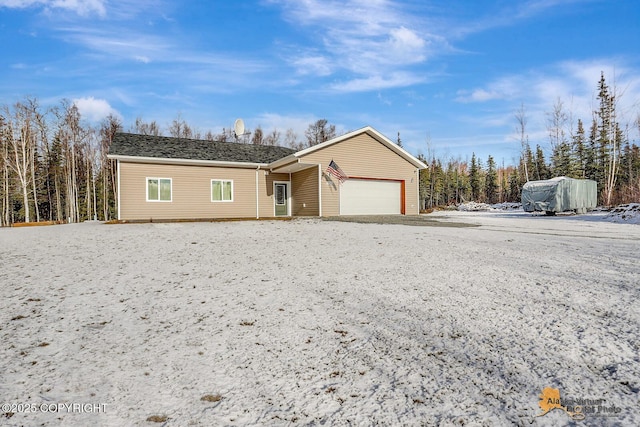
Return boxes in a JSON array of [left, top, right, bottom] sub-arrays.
[[109, 133, 296, 164]]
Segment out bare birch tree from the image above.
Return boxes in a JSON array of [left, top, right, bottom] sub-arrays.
[[597, 72, 622, 206], [133, 116, 161, 136], [515, 103, 530, 182], [284, 128, 303, 151], [546, 97, 568, 152], [84, 129, 96, 221], [99, 114, 121, 220], [0, 113, 10, 226], [32, 101, 56, 221], [168, 113, 193, 139], [54, 100, 88, 223], [2, 101, 40, 222], [252, 126, 264, 145], [305, 119, 336, 147], [264, 129, 280, 146], [29, 98, 49, 222]]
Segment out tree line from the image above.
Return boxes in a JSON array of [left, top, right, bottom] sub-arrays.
[[1, 99, 120, 226], [419, 73, 640, 209], [1, 73, 638, 225], [132, 114, 338, 151], [0, 102, 338, 225]]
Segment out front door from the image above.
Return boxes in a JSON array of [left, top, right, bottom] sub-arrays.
[[274, 182, 289, 216]]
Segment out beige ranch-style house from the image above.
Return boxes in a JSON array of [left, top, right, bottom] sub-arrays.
[[107, 126, 427, 221]]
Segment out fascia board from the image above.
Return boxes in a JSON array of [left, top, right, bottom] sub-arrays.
[[106, 154, 266, 168]]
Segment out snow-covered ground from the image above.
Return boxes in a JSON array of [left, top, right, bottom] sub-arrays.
[[1, 214, 639, 426], [456, 201, 640, 225]]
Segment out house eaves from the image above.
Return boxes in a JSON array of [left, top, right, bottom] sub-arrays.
[[106, 154, 267, 168], [281, 126, 428, 169]]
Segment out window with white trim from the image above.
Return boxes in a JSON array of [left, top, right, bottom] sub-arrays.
[[147, 178, 172, 202], [211, 179, 233, 202]]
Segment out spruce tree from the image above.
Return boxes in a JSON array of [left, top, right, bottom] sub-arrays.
[[552, 141, 574, 177], [485, 155, 498, 204], [508, 168, 521, 202], [572, 119, 586, 178], [619, 138, 632, 201], [430, 159, 445, 206], [518, 143, 535, 183], [534, 145, 549, 180], [470, 153, 481, 201], [585, 119, 599, 182], [500, 166, 508, 202]]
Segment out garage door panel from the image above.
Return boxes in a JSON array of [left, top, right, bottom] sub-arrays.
[[340, 179, 401, 215]]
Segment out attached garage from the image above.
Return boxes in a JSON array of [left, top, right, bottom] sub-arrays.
[[109, 126, 427, 220], [269, 127, 426, 216], [340, 179, 402, 215]]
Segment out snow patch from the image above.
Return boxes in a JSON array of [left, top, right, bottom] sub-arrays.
[[457, 202, 522, 211], [457, 202, 494, 211], [458, 201, 640, 224], [490, 202, 522, 211], [606, 203, 640, 225]]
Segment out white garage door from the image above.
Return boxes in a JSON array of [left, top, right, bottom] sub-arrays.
[[340, 179, 401, 215]]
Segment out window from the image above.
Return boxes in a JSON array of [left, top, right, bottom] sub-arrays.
[[147, 178, 172, 202], [211, 180, 233, 202], [275, 183, 286, 205]]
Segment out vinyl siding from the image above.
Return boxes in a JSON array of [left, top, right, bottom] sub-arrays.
[[298, 133, 419, 215], [120, 162, 260, 220], [291, 166, 319, 216], [117, 132, 420, 220]]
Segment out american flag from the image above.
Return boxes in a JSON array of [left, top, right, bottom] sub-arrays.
[[326, 160, 348, 183]]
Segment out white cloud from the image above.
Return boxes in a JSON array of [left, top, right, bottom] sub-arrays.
[[456, 89, 501, 103], [54, 25, 267, 86], [73, 96, 120, 122], [456, 77, 523, 103], [134, 55, 150, 64], [453, 58, 640, 152], [57, 26, 172, 63], [447, 0, 597, 39], [0, 0, 40, 6], [53, 0, 106, 15], [377, 92, 391, 106], [0, 0, 107, 16], [330, 72, 425, 93], [292, 55, 333, 76], [251, 113, 317, 135], [271, 0, 439, 91], [555, 60, 640, 119], [387, 27, 426, 63]]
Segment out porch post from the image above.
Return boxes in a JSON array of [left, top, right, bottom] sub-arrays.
[[117, 159, 121, 220], [318, 164, 322, 217], [255, 168, 260, 219]]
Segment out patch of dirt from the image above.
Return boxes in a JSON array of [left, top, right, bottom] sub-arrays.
[[324, 215, 477, 228], [201, 394, 222, 402], [146, 415, 168, 423]]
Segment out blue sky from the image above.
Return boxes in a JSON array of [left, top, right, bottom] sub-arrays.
[[1, 0, 639, 165]]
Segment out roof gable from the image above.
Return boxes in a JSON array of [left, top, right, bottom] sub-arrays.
[[270, 126, 427, 169], [108, 133, 296, 164]]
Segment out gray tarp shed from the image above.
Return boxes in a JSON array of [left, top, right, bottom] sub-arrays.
[[522, 177, 597, 214]]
